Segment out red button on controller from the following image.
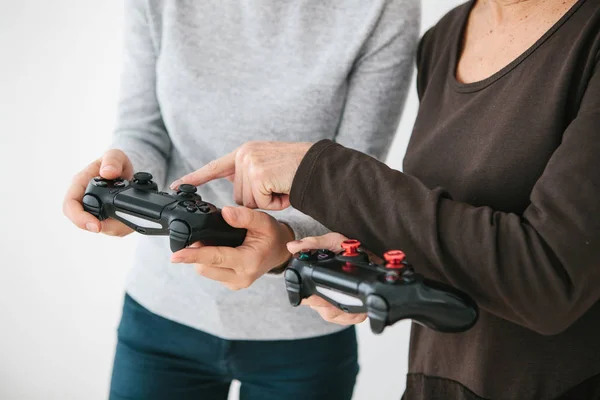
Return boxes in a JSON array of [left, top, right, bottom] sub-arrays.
[[341, 240, 361, 256], [384, 250, 405, 269], [341, 240, 361, 272]]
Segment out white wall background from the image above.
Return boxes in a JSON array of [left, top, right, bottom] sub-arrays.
[[0, 1, 463, 399]]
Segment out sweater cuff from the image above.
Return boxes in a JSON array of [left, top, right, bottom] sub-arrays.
[[290, 139, 338, 210]]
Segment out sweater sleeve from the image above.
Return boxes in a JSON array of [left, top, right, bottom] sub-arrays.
[[280, 0, 420, 241], [333, 0, 420, 160], [289, 61, 600, 336], [109, 0, 171, 188]]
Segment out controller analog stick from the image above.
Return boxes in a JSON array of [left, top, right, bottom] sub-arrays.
[[341, 240, 361, 256], [178, 184, 198, 195], [133, 172, 153, 184], [384, 250, 405, 269]]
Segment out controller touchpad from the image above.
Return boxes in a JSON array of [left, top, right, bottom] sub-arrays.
[[115, 188, 176, 219]]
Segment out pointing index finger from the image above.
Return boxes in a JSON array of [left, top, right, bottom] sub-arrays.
[[171, 151, 237, 189]]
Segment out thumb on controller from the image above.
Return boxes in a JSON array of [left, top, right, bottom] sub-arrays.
[[100, 149, 131, 180], [221, 206, 271, 232], [287, 233, 349, 254]]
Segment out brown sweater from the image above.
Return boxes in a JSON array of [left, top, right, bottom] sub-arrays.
[[290, 0, 600, 399]]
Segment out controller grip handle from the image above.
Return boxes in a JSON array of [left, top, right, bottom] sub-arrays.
[[389, 279, 478, 333]]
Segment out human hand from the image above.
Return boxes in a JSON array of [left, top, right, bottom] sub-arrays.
[[287, 233, 369, 326], [170, 206, 295, 290], [63, 149, 134, 236], [170, 141, 313, 210]]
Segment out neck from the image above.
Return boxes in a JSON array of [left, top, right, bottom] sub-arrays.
[[477, 0, 547, 25]]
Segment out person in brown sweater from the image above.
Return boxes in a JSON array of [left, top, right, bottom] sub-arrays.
[[171, 0, 600, 398]]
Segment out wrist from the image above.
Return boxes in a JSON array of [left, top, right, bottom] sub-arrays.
[[268, 222, 295, 274]]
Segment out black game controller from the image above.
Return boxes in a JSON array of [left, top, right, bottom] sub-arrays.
[[82, 172, 246, 252], [285, 240, 478, 334]]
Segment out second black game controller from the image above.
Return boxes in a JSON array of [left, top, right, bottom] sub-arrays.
[[82, 172, 246, 252], [285, 240, 478, 334]]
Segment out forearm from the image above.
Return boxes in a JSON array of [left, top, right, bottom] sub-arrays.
[[290, 140, 600, 335]]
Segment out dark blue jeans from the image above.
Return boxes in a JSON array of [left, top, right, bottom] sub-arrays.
[[109, 294, 359, 400]]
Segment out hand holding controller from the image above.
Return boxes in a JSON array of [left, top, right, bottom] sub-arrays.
[[82, 172, 246, 251], [285, 240, 478, 334]]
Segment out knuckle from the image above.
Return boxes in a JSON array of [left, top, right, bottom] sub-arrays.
[[248, 166, 262, 180], [210, 251, 224, 266], [246, 141, 258, 151], [239, 143, 252, 156]]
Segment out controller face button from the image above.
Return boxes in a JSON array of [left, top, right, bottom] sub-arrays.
[[341, 239, 361, 256], [186, 206, 197, 213], [195, 200, 207, 207], [402, 269, 415, 283], [316, 249, 334, 260], [93, 176, 104, 182], [95, 180, 108, 187], [114, 181, 126, 188], [385, 272, 400, 283], [180, 200, 195, 207], [298, 250, 312, 260], [198, 206, 211, 213]]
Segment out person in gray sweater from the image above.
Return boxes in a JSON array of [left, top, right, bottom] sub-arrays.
[[63, 1, 419, 399]]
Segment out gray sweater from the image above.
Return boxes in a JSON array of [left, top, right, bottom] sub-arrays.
[[111, 0, 419, 340]]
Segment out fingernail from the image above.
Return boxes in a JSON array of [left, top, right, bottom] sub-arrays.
[[85, 223, 99, 233], [100, 165, 117, 175], [170, 180, 181, 190]]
